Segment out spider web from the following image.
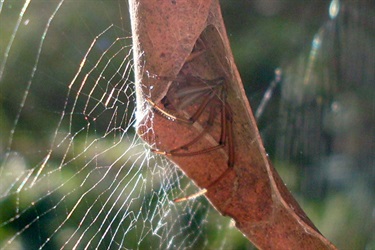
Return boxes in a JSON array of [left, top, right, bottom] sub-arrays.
[[1, 0, 374, 249], [0, 1, 245, 249]]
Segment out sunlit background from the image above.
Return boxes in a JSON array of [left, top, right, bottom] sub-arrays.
[[1, 0, 374, 249]]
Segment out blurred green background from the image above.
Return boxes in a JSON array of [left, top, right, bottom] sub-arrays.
[[1, 0, 374, 249]]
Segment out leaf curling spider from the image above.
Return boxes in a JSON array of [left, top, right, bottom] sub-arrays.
[[146, 73, 235, 201]]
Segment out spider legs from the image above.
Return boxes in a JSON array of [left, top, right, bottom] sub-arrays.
[[171, 101, 234, 203]]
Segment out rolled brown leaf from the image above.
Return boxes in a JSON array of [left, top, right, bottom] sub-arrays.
[[129, 0, 337, 249]]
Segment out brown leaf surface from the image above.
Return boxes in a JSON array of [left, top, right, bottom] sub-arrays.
[[129, 0, 337, 249]]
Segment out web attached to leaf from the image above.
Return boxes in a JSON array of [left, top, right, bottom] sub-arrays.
[[0, 1, 243, 249], [1, 0, 374, 249]]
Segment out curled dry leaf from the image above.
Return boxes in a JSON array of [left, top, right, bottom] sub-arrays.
[[129, 0, 337, 249]]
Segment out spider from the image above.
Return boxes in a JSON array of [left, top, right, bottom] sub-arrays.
[[145, 45, 235, 201]]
